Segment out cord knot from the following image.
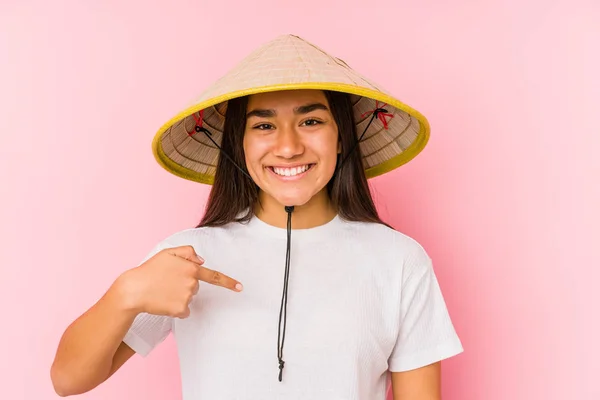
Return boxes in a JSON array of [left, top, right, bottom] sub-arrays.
[[278, 359, 285, 382], [361, 101, 394, 129]]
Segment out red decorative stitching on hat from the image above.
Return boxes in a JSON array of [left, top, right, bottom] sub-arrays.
[[186, 110, 208, 136], [361, 101, 393, 130]]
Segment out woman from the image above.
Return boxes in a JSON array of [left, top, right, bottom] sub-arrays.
[[51, 34, 463, 399]]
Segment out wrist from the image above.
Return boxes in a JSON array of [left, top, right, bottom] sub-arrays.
[[109, 271, 144, 317]]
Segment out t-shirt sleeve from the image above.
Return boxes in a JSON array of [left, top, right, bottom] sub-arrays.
[[388, 248, 464, 372], [122, 241, 174, 357]]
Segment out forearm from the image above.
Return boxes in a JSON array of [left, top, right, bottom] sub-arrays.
[[51, 276, 138, 395]]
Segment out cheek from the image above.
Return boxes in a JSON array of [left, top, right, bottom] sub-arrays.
[[243, 137, 269, 168], [312, 134, 340, 167]]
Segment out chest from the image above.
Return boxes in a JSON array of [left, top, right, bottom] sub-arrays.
[[173, 240, 400, 372]]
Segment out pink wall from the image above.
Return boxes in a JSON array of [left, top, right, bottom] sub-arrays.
[[1, 1, 598, 399]]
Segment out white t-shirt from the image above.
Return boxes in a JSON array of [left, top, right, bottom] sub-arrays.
[[123, 213, 463, 399]]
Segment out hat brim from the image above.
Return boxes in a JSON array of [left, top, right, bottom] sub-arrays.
[[152, 82, 430, 185]]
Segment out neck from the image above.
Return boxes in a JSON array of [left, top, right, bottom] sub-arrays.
[[254, 189, 337, 229]]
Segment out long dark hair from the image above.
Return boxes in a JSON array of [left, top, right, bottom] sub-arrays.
[[196, 90, 389, 228]]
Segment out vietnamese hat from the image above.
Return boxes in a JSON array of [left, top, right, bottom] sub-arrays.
[[152, 34, 430, 184]]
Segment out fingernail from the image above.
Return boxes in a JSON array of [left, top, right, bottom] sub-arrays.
[[235, 283, 243, 291], [196, 255, 205, 262]]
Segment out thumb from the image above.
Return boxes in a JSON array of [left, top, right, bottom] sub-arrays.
[[168, 245, 205, 265], [188, 252, 205, 265]]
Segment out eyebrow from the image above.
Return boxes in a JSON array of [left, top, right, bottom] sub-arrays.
[[246, 102, 329, 119]]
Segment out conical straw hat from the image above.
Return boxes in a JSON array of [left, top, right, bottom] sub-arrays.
[[152, 34, 430, 184]]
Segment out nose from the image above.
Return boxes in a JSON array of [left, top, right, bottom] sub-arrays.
[[272, 124, 304, 159]]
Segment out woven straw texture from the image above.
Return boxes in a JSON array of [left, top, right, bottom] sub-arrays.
[[153, 34, 429, 184]]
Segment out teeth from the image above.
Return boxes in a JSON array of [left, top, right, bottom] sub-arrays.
[[272, 165, 310, 176]]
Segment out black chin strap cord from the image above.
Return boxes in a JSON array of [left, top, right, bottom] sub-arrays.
[[277, 205, 294, 381], [191, 124, 254, 181], [189, 104, 390, 382]]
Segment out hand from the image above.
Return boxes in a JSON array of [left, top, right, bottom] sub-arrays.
[[116, 245, 243, 318]]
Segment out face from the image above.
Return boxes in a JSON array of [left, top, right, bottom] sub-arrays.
[[243, 89, 340, 208]]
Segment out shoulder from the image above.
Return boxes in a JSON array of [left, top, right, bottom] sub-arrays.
[[339, 218, 431, 266], [144, 222, 241, 256]]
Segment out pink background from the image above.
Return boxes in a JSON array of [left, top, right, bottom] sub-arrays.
[[1, 0, 598, 399]]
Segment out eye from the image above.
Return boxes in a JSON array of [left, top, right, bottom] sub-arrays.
[[253, 123, 274, 130], [301, 118, 322, 127]]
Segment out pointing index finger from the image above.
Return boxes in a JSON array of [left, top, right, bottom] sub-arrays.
[[196, 265, 243, 292]]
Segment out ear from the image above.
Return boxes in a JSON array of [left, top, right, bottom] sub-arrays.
[[337, 137, 342, 154]]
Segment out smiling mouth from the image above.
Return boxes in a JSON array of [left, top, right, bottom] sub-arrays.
[[267, 164, 315, 177]]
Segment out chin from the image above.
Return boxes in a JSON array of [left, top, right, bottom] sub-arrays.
[[272, 193, 314, 208], [271, 193, 314, 207]]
